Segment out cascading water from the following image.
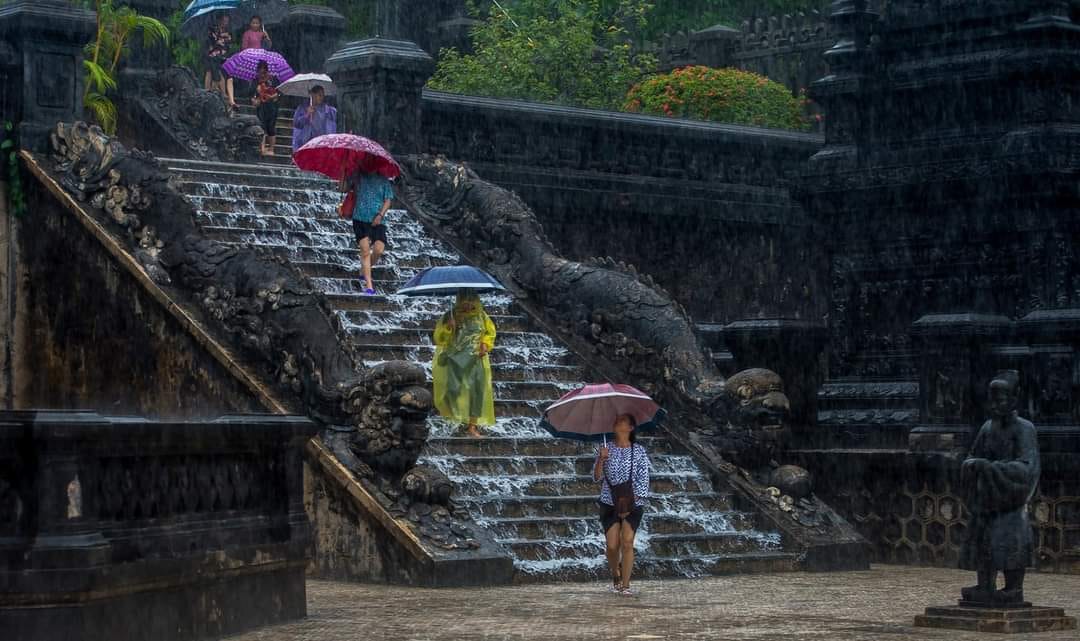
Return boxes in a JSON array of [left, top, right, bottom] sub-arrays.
[[163, 154, 790, 582]]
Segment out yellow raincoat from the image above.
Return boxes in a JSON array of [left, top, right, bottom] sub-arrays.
[[432, 293, 496, 426]]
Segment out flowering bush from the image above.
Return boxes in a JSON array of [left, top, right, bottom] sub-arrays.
[[624, 66, 809, 130]]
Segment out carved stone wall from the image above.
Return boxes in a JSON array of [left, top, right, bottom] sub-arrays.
[[13, 170, 266, 415], [794, 447, 1080, 574], [420, 91, 827, 324], [798, 1, 1080, 448]]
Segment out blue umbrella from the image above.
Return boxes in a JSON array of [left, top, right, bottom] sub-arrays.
[[397, 266, 506, 296], [181, 0, 288, 39]]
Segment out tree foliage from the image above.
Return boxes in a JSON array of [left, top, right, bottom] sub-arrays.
[[84, 0, 169, 134], [428, 0, 656, 110], [624, 65, 808, 130]]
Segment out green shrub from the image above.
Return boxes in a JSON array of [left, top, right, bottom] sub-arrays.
[[624, 65, 808, 130], [428, 0, 656, 111], [167, 8, 202, 72]]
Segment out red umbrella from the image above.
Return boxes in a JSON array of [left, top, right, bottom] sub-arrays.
[[292, 133, 401, 181], [540, 383, 665, 442]]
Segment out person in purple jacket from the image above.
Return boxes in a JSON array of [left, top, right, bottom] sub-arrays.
[[292, 85, 337, 152]]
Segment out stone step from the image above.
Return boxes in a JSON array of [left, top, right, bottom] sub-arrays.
[[435, 453, 699, 478], [424, 436, 673, 457], [187, 195, 339, 218], [221, 245, 460, 275], [202, 227, 438, 256], [352, 344, 571, 368], [343, 310, 532, 333], [194, 211, 347, 234], [486, 511, 759, 540], [346, 326, 555, 348], [459, 493, 734, 519], [448, 471, 710, 499], [163, 157, 308, 178], [170, 166, 333, 190], [512, 551, 799, 583], [178, 181, 342, 205], [505, 531, 770, 562]]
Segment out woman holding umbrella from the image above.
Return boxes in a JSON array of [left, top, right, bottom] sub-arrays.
[[205, 12, 236, 110], [594, 414, 651, 596], [541, 384, 662, 595], [432, 291, 496, 438]]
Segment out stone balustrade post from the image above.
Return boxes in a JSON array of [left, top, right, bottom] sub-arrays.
[[0, 0, 96, 151], [690, 24, 739, 68], [809, 0, 878, 158], [909, 314, 1015, 452], [280, 5, 347, 74], [325, 38, 434, 154], [27, 410, 110, 567]]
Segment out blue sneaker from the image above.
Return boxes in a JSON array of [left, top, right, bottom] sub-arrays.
[[363, 287, 376, 296]]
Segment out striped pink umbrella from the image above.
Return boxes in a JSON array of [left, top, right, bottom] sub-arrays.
[[292, 133, 401, 181], [222, 48, 294, 82], [541, 383, 665, 442]]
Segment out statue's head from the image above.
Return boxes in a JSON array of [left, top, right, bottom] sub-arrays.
[[988, 370, 1020, 418], [718, 368, 792, 465]]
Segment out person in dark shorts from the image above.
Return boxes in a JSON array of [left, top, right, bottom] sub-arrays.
[[345, 171, 394, 295], [593, 414, 651, 596], [204, 12, 235, 110], [251, 61, 280, 156]]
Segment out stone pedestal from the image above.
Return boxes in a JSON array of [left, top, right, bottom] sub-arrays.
[[909, 313, 1014, 451], [0, 0, 96, 151], [915, 605, 1077, 634], [325, 38, 434, 154], [279, 5, 347, 74]]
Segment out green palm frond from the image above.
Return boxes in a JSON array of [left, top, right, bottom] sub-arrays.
[[83, 59, 117, 94], [84, 92, 118, 134], [134, 15, 170, 48]]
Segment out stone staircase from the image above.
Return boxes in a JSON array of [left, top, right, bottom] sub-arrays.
[[162, 134, 795, 580]]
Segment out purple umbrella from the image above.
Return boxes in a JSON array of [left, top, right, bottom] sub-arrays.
[[222, 48, 295, 82]]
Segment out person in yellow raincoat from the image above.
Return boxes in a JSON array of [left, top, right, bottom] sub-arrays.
[[433, 291, 496, 437]]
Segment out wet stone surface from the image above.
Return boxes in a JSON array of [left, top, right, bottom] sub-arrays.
[[225, 566, 1080, 640]]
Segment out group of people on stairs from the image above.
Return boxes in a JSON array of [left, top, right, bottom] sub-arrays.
[[204, 12, 337, 157]]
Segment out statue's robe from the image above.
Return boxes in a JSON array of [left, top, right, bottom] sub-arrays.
[[959, 415, 1040, 571]]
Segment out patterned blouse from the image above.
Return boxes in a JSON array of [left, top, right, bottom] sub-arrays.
[[207, 26, 231, 60], [596, 444, 650, 508]]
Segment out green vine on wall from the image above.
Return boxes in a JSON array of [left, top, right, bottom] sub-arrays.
[[1, 122, 26, 217]]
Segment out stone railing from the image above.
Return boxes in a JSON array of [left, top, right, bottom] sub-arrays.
[[0, 410, 317, 640]]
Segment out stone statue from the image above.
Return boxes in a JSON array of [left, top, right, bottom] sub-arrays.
[[959, 370, 1040, 606]]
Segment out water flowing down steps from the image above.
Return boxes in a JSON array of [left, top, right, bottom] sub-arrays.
[[163, 156, 796, 582]]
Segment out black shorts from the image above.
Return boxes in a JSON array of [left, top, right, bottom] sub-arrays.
[[206, 56, 225, 82], [352, 220, 387, 246], [599, 503, 644, 533], [256, 101, 279, 136]]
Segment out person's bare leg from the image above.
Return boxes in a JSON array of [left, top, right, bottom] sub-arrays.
[[204, 71, 212, 91], [466, 419, 482, 438], [359, 237, 373, 291], [265, 135, 276, 155], [372, 239, 385, 265], [604, 522, 621, 588], [619, 521, 636, 590], [226, 77, 236, 107]]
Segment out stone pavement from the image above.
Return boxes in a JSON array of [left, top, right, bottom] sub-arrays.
[[225, 566, 1080, 641]]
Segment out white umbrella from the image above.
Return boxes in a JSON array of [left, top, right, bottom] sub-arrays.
[[276, 73, 336, 97]]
